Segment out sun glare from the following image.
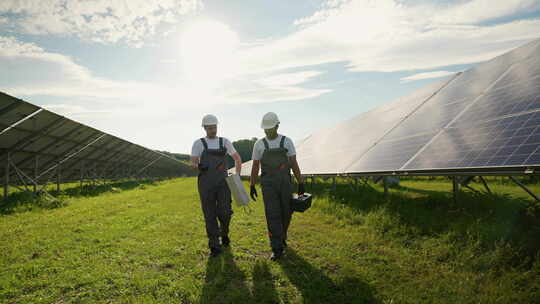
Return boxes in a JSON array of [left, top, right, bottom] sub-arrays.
[[179, 19, 240, 89]]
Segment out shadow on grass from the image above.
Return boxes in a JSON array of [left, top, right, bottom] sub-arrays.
[[280, 249, 378, 304], [308, 179, 540, 265], [252, 260, 279, 304], [59, 179, 160, 198], [199, 248, 377, 304], [394, 184, 453, 197], [0, 179, 159, 215], [200, 249, 252, 304]]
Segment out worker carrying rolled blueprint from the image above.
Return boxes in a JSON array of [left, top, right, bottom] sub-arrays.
[[225, 173, 250, 207]]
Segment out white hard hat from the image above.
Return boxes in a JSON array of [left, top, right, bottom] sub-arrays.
[[201, 114, 218, 127], [261, 112, 280, 129]]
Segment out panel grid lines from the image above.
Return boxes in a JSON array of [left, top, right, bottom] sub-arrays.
[[398, 58, 520, 171], [0, 91, 191, 181]]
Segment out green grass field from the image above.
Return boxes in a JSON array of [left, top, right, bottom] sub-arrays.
[[1, 177, 540, 303]]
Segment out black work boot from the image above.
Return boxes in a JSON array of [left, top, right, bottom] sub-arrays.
[[282, 239, 288, 248], [270, 248, 283, 261], [221, 236, 230, 247], [209, 247, 222, 258]]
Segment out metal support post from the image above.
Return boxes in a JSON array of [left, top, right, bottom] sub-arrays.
[[332, 176, 337, 194], [93, 162, 98, 186], [80, 161, 84, 188], [4, 152, 9, 200], [479, 176, 492, 194], [461, 184, 479, 193], [509, 176, 540, 202], [9, 156, 53, 198], [460, 176, 479, 193], [452, 176, 459, 204], [56, 163, 61, 193], [360, 177, 368, 186], [33, 155, 38, 193]]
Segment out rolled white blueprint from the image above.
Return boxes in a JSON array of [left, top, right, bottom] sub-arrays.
[[225, 173, 250, 207]]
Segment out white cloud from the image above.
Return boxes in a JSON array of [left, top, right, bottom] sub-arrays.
[[0, 36, 186, 104], [213, 70, 330, 104], [257, 71, 323, 87], [3, 0, 540, 137], [433, 0, 540, 25], [294, 0, 349, 27], [400, 70, 457, 82], [5, 1, 539, 107], [235, 0, 540, 75], [42, 103, 111, 117], [0, 36, 329, 107], [222, 86, 331, 104], [0, 0, 202, 46]]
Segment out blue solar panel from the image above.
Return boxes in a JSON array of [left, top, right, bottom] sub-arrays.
[[347, 132, 437, 172], [344, 38, 540, 174], [403, 41, 540, 171], [454, 78, 540, 125], [404, 112, 540, 169], [291, 76, 456, 175]]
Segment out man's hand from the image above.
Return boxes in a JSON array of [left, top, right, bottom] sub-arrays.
[[190, 156, 200, 171], [250, 184, 258, 201], [198, 163, 208, 172], [298, 183, 305, 195]]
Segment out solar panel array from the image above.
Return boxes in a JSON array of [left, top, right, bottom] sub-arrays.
[[0, 92, 192, 188], [237, 38, 540, 177]]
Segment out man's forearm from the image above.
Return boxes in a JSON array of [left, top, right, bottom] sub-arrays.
[[235, 158, 242, 175], [190, 157, 199, 171], [250, 162, 259, 185], [293, 164, 303, 184]]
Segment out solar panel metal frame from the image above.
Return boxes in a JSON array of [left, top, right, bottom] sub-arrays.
[[344, 38, 540, 176], [1, 92, 192, 197]]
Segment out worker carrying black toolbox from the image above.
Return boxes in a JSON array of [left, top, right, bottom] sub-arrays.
[[290, 193, 312, 212]]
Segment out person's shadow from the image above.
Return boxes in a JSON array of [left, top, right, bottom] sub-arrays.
[[199, 248, 252, 304], [252, 260, 280, 304], [200, 248, 377, 303], [279, 248, 378, 304]]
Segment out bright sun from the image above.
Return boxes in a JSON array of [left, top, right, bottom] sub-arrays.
[[179, 19, 240, 89]]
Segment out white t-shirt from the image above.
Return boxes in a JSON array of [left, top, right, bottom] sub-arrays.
[[252, 135, 296, 161], [191, 137, 237, 157]]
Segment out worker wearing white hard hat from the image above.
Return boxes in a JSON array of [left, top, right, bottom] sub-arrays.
[[260, 111, 280, 129], [201, 114, 218, 126], [249, 112, 305, 261], [190, 114, 243, 257]]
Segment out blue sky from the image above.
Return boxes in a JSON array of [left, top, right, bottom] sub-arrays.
[[1, 0, 540, 154]]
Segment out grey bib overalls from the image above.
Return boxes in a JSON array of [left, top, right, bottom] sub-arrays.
[[197, 137, 233, 249], [260, 136, 293, 251]]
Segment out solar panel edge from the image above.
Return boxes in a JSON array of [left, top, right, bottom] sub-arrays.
[[0, 93, 191, 179], [401, 40, 540, 172], [342, 73, 462, 174], [311, 38, 540, 176], [398, 61, 519, 171]]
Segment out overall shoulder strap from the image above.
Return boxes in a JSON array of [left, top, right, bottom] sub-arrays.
[[219, 137, 224, 150], [200, 138, 208, 150], [262, 138, 270, 150], [280, 136, 286, 149]]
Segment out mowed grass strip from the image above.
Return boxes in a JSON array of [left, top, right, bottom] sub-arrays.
[[1, 177, 539, 303]]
